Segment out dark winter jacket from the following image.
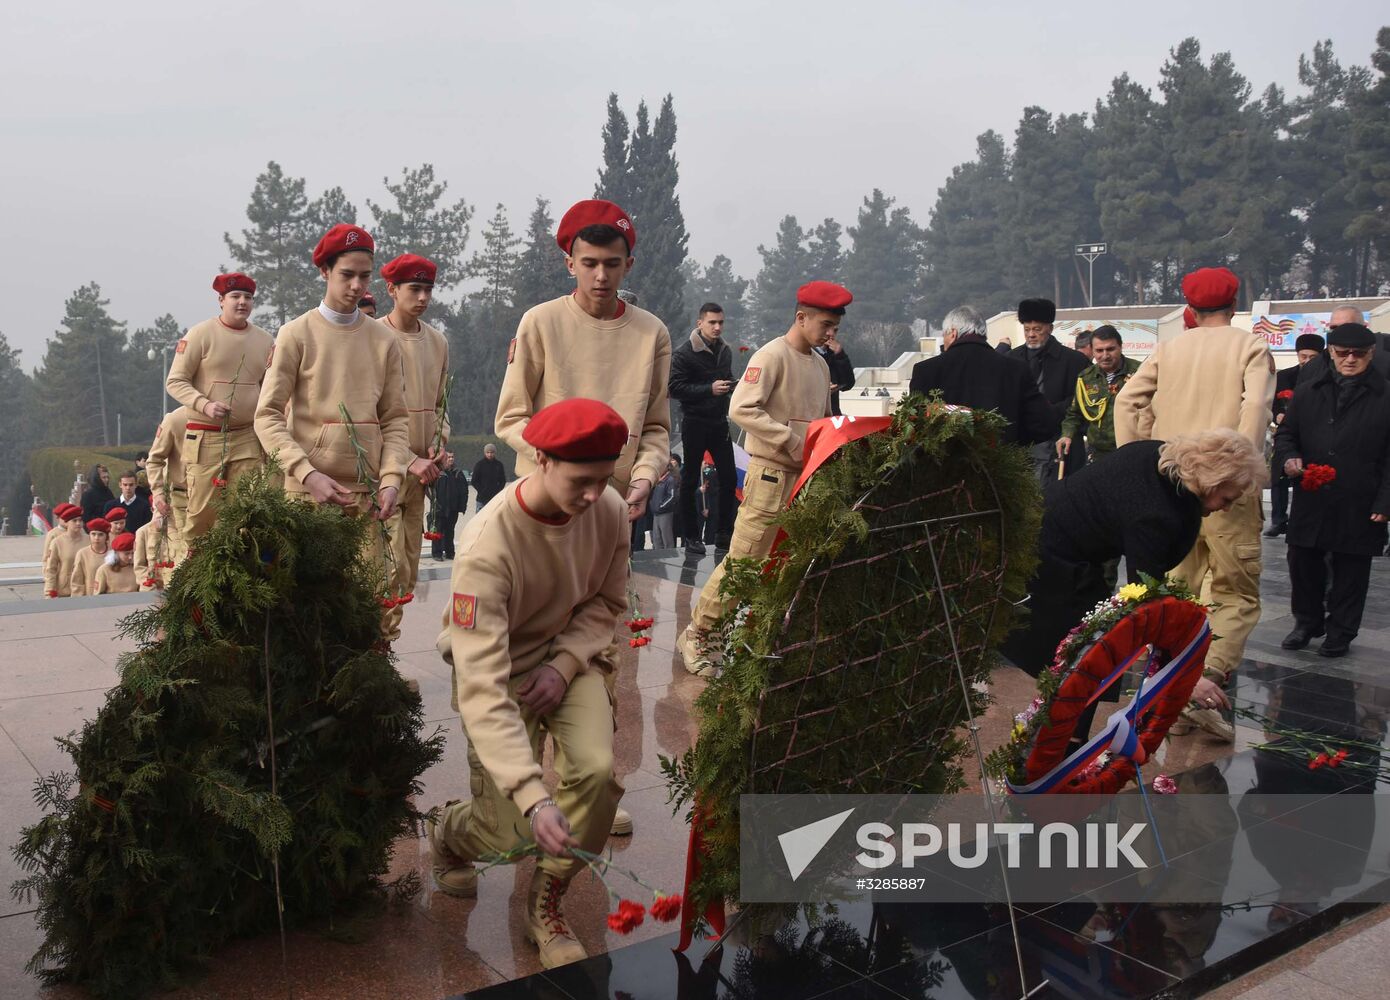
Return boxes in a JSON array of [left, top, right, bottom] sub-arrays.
[[815, 344, 856, 416], [669, 331, 734, 426], [470, 456, 507, 506], [1010, 336, 1092, 424], [908, 339, 1058, 446], [1274, 365, 1390, 556], [105, 494, 152, 534], [652, 473, 679, 515], [1298, 332, 1390, 385], [80, 468, 114, 524], [435, 467, 469, 518]]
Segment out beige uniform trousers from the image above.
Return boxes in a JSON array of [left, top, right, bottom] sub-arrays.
[[439, 668, 622, 881], [182, 424, 263, 539], [384, 476, 427, 640], [690, 460, 798, 633], [1169, 491, 1263, 678], [169, 487, 190, 565]]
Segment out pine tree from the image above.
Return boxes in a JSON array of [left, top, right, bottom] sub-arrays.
[[367, 164, 473, 292], [749, 215, 812, 340], [223, 162, 319, 330], [807, 219, 845, 282], [123, 314, 185, 449], [687, 255, 750, 332], [1345, 27, 1390, 295], [34, 284, 129, 446], [841, 190, 922, 365], [12, 468, 445, 998], [919, 131, 1015, 320], [594, 93, 633, 209], [467, 203, 522, 312], [513, 197, 571, 309], [0, 330, 36, 520]]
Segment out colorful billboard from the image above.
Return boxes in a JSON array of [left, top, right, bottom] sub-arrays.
[[1055, 319, 1158, 356], [1251, 313, 1330, 351]]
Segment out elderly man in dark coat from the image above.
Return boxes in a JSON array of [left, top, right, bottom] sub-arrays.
[[1010, 298, 1090, 483], [1265, 333, 1326, 537], [909, 305, 1057, 446], [1274, 323, 1390, 658]]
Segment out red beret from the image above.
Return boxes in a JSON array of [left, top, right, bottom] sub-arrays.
[[111, 532, 136, 553], [59, 506, 83, 522], [212, 272, 256, 296], [1182, 306, 1198, 329], [86, 518, 111, 534], [52, 502, 74, 518], [381, 253, 437, 285], [312, 224, 374, 267], [523, 399, 630, 461], [1181, 267, 1239, 310], [557, 200, 635, 254], [797, 280, 853, 313], [105, 507, 127, 521]]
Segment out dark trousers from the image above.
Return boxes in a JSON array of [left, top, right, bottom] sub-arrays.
[[678, 420, 737, 541], [1269, 457, 1290, 528], [431, 511, 460, 560], [1289, 544, 1373, 642]]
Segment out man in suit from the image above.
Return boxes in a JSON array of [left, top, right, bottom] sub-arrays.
[[1265, 333, 1326, 537], [909, 305, 1057, 446], [1010, 298, 1090, 483]]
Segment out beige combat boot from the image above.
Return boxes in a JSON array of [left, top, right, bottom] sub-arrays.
[[676, 625, 719, 678], [525, 870, 587, 968], [426, 806, 478, 898]]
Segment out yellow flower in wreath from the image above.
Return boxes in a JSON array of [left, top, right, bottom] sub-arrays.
[[1117, 583, 1149, 603]]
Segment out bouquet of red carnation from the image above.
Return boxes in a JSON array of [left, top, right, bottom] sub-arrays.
[[1300, 463, 1336, 492], [1276, 389, 1294, 401]]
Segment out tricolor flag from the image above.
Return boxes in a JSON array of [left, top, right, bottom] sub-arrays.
[[29, 502, 52, 536]]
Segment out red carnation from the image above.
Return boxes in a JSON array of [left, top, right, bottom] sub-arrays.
[[1276, 389, 1294, 401], [212, 477, 228, 488], [1300, 464, 1336, 492], [1329, 748, 1349, 767], [1309, 752, 1329, 770], [380, 596, 397, 609], [650, 894, 682, 921], [606, 899, 646, 934], [738, 345, 750, 353], [399, 592, 415, 605]]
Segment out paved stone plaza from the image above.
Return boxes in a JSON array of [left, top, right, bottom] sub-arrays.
[[0, 537, 1386, 998]]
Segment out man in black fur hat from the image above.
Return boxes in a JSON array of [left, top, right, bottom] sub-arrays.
[[1010, 298, 1090, 484]]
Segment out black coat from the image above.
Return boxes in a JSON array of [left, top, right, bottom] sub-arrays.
[[80, 483, 114, 523], [470, 457, 507, 506], [908, 339, 1058, 446], [1001, 440, 1204, 675], [1009, 337, 1091, 424], [435, 468, 469, 518], [105, 494, 152, 534], [1271, 364, 1300, 423], [816, 345, 856, 416], [1274, 366, 1390, 556], [669, 332, 734, 426]]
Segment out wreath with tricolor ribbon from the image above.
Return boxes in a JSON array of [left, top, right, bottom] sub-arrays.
[[986, 578, 1211, 795]]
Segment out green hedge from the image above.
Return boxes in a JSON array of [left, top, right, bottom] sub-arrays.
[[24, 446, 147, 511]]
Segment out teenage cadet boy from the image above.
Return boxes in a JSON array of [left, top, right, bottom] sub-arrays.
[[678, 281, 848, 676], [147, 408, 190, 564], [43, 507, 87, 598], [380, 253, 449, 639], [42, 504, 77, 567], [493, 198, 669, 839], [94, 533, 139, 594], [166, 273, 274, 539], [133, 511, 167, 591], [105, 506, 127, 539], [70, 518, 111, 597], [255, 225, 409, 598], [428, 399, 628, 970]]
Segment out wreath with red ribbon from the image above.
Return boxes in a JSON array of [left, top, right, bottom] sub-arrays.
[[988, 587, 1211, 795]]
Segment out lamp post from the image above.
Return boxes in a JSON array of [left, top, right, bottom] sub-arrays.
[[1074, 242, 1108, 308], [147, 342, 176, 423]]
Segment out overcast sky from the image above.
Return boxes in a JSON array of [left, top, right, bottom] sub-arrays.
[[2, 1, 1383, 368]]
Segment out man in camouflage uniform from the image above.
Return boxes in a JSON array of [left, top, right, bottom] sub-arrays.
[[1057, 325, 1140, 463]]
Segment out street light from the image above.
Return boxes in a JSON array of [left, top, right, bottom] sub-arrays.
[[147, 342, 178, 422], [1074, 242, 1108, 308]]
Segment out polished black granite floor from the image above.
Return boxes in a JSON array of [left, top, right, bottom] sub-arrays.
[[469, 538, 1390, 999]]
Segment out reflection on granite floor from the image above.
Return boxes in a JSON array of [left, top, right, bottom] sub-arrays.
[[0, 537, 1387, 998]]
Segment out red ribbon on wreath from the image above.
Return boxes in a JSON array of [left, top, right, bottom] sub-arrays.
[[1010, 597, 1210, 795]]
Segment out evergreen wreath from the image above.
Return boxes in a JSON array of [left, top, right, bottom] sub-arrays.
[[663, 393, 1040, 918], [11, 462, 446, 999]]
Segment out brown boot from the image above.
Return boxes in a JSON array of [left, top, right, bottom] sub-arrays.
[[426, 805, 477, 898], [525, 871, 587, 969]]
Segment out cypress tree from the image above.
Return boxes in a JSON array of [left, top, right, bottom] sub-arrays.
[[367, 164, 473, 294], [513, 197, 572, 309], [34, 284, 129, 446], [749, 215, 812, 340]]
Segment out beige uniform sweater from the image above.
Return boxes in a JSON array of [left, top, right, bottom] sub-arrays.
[[94, 562, 138, 594], [1114, 326, 1275, 450], [133, 524, 161, 590], [255, 310, 409, 493], [435, 483, 629, 815], [42, 524, 63, 567], [166, 318, 275, 428], [731, 337, 832, 472], [495, 295, 671, 492], [44, 532, 86, 596], [146, 409, 189, 494], [384, 315, 450, 458], [70, 547, 106, 597]]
